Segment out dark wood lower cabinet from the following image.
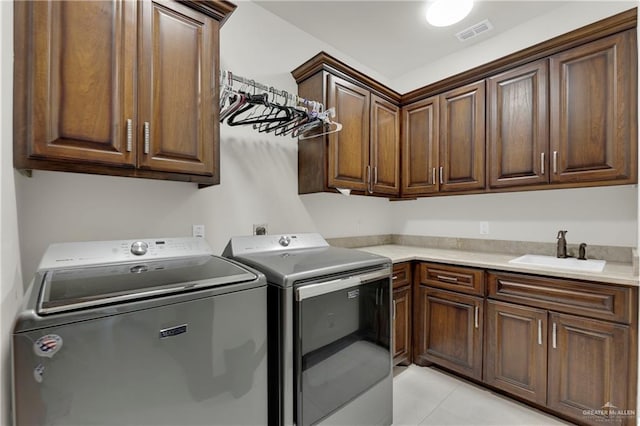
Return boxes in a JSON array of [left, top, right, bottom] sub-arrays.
[[414, 286, 483, 380], [393, 285, 412, 365], [484, 300, 548, 405], [410, 264, 637, 426], [548, 312, 631, 426]]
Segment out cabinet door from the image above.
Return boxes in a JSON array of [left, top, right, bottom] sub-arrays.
[[439, 81, 486, 192], [371, 95, 400, 196], [19, 0, 136, 166], [484, 300, 547, 405], [414, 287, 483, 380], [549, 30, 636, 184], [326, 74, 371, 192], [488, 60, 549, 188], [548, 312, 630, 425], [402, 96, 439, 195], [138, 0, 217, 176], [393, 285, 412, 366]]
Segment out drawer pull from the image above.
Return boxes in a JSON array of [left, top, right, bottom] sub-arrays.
[[552, 322, 557, 349], [393, 300, 397, 319], [474, 306, 479, 329], [392, 275, 398, 280], [436, 275, 458, 283], [439, 166, 444, 184], [432, 167, 436, 185], [537, 319, 542, 345], [553, 151, 558, 174], [540, 152, 545, 175]]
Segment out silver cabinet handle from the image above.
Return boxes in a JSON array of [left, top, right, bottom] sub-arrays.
[[474, 306, 479, 329], [366, 165, 372, 194], [126, 119, 133, 152], [553, 151, 558, 174], [143, 122, 150, 154], [393, 299, 397, 319], [432, 167, 436, 185], [436, 275, 458, 283], [541, 152, 545, 175], [552, 322, 557, 349], [439, 166, 444, 184], [538, 319, 542, 345], [374, 166, 378, 185], [392, 275, 398, 280]]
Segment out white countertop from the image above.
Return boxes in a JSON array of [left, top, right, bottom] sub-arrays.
[[357, 245, 639, 287]]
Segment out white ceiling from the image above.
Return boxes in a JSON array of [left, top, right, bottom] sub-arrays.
[[253, 1, 635, 81]]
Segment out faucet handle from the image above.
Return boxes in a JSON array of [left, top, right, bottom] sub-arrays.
[[578, 243, 587, 260]]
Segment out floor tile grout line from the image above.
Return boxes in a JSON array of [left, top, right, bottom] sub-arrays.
[[413, 373, 462, 425]]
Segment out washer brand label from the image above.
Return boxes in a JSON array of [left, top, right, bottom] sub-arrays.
[[347, 289, 360, 299], [159, 324, 187, 339], [33, 334, 63, 358]]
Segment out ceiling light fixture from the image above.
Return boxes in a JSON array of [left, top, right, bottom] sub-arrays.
[[426, 0, 474, 27]]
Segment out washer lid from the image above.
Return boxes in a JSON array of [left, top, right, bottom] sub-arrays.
[[229, 246, 390, 287], [37, 255, 257, 315]]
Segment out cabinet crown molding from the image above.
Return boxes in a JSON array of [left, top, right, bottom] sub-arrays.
[[291, 51, 402, 104], [178, 0, 236, 24], [402, 7, 637, 104]]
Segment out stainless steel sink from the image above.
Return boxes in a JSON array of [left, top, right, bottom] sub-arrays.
[[508, 254, 606, 272]]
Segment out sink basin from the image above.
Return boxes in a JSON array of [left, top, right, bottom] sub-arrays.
[[509, 254, 606, 272]]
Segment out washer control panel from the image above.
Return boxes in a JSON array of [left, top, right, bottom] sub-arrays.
[[225, 233, 329, 256], [38, 237, 213, 270]]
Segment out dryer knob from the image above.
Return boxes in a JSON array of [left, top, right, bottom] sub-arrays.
[[130, 241, 148, 256], [278, 236, 291, 247]]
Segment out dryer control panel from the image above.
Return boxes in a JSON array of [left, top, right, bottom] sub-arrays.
[[38, 237, 213, 270]]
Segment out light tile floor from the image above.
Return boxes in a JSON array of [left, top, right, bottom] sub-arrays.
[[393, 365, 572, 426]]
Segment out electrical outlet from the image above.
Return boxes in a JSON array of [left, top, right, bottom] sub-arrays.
[[479, 221, 489, 235], [192, 224, 205, 238], [253, 224, 268, 235]]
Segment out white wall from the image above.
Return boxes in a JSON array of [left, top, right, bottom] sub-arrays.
[[392, 185, 637, 246], [0, 1, 23, 424]]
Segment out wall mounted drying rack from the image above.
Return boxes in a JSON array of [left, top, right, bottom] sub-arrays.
[[219, 70, 341, 139]]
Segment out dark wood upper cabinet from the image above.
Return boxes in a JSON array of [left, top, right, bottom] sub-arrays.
[[550, 29, 637, 184], [293, 57, 401, 196], [326, 74, 371, 192], [138, 1, 217, 176], [17, 1, 137, 167], [14, 0, 234, 186], [487, 60, 549, 188], [439, 81, 486, 192], [401, 96, 439, 196], [371, 95, 401, 195]]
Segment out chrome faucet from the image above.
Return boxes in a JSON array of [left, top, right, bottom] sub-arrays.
[[556, 230, 568, 258]]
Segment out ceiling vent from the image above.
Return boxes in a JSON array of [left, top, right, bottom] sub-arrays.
[[455, 19, 493, 42]]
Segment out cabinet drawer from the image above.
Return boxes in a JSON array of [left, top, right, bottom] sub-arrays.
[[419, 263, 485, 296], [392, 262, 412, 289], [487, 271, 634, 324]]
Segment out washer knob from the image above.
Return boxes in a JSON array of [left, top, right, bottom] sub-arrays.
[[278, 236, 291, 247], [130, 241, 148, 256]]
